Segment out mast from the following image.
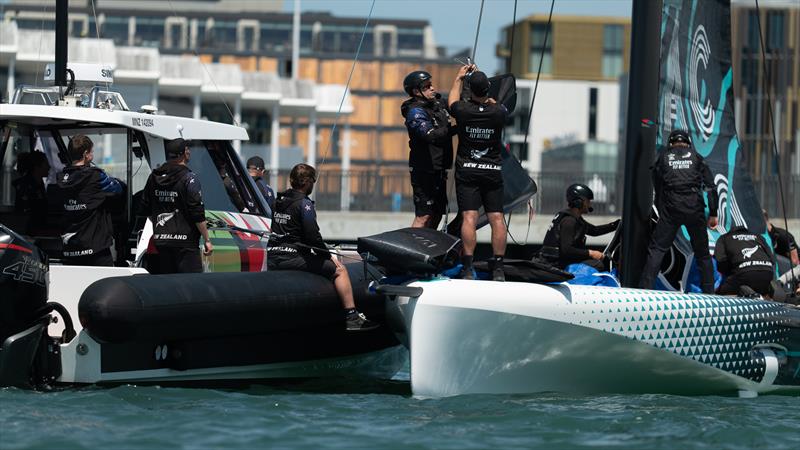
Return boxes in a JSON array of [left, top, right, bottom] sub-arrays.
[[619, 0, 662, 287], [55, 0, 68, 87]]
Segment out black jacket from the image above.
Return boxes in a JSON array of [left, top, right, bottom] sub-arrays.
[[57, 165, 123, 257], [139, 162, 205, 248], [450, 100, 508, 172], [402, 96, 455, 171], [768, 225, 797, 258], [714, 226, 773, 275], [653, 145, 718, 216], [540, 209, 619, 268], [268, 188, 328, 256]]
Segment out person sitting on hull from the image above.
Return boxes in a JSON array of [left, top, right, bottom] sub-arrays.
[[713, 226, 775, 297], [57, 134, 124, 266], [540, 184, 619, 271], [763, 209, 798, 267], [401, 69, 456, 229], [268, 163, 379, 332], [139, 138, 213, 274], [448, 66, 509, 281], [639, 129, 718, 293]]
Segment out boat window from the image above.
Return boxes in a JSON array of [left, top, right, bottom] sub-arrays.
[[58, 128, 145, 188], [185, 141, 264, 216]]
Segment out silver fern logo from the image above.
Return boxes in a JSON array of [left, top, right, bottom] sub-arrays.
[[470, 148, 489, 160], [61, 232, 77, 245], [689, 25, 715, 142], [741, 245, 758, 259], [156, 212, 176, 226]]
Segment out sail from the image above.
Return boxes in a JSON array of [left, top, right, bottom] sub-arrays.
[[446, 73, 538, 235], [656, 0, 767, 290]]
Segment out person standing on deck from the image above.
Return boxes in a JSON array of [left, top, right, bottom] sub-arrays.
[[57, 135, 124, 266], [139, 138, 213, 274], [247, 156, 275, 214], [639, 129, 718, 293], [401, 70, 456, 229], [540, 184, 620, 271], [268, 164, 379, 332], [448, 67, 508, 281]]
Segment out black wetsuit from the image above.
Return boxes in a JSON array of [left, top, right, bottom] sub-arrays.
[[450, 100, 508, 213], [139, 162, 206, 274], [540, 209, 619, 270], [639, 144, 719, 293], [714, 226, 774, 296], [267, 188, 336, 280], [57, 165, 123, 266], [402, 96, 455, 217]]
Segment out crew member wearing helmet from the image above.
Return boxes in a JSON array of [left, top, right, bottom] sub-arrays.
[[639, 129, 718, 293], [401, 70, 456, 229], [449, 65, 509, 280], [540, 184, 620, 270]]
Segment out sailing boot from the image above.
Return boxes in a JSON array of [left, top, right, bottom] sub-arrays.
[[489, 255, 505, 282], [345, 310, 380, 331]]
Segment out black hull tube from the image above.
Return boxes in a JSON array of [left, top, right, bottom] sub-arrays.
[[78, 264, 401, 375]]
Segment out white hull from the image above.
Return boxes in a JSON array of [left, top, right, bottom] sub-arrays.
[[387, 279, 800, 397]]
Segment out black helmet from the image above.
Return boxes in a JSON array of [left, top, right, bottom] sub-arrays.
[[403, 70, 432, 96], [566, 183, 593, 209], [668, 129, 691, 147]]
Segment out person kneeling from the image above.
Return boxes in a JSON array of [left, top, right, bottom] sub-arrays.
[[714, 226, 775, 297], [268, 164, 379, 331]]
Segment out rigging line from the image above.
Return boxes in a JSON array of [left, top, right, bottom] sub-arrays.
[[470, 0, 486, 63], [317, 0, 376, 174], [508, 0, 518, 71], [166, 0, 238, 126], [34, 4, 47, 89], [89, 0, 110, 91], [522, 0, 555, 149], [754, 0, 796, 290]]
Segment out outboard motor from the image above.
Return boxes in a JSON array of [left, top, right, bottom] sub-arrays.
[[0, 224, 66, 388]]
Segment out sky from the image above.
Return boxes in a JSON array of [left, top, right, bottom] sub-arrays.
[[284, 0, 634, 72]]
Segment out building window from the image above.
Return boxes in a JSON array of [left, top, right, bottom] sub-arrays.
[[397, 27, 424, 56], [767, 11, 784, 51], [211, 20, 238, 52], [588, 87, 598, 139], [602, 24, 624, 79], [528, 23, 552, 74], [746, 11, 759, 51], [260, 22, 291, 52], [134, 17, 166, 48]]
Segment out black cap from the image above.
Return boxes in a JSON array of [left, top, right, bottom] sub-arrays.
[[468, 71, 490, 97], [247, 156, 265, 170], [165, 138, 189, 156]]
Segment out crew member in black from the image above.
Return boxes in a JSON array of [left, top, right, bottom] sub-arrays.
[[57, 135, 124, 266], [139, 138, 213, 274], [714, 226, 775, 296], [247, 156, 275, 214], [268, 163, 379, 331], [448, 66, 508, 281], [402, 70, 456, 229], [13, 151, 50, 236], [639, 130, 719, 293], [764, 210, 798, 267], [540, 184, 619, 270]]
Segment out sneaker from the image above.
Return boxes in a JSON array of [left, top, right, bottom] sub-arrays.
[[345, 312, 380, 332], [460, 266, 475, 280], [492, 268, 505, 282]]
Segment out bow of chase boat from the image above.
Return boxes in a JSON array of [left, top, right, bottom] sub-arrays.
[[0, 65, 405, 389], [384, 279, 800, 398]]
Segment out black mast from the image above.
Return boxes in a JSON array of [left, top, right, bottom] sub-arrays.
[[55, 0, 68, 87], [620, 0, 662, 287]]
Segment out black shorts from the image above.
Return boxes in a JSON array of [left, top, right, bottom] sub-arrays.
[[268, 252, 337, 281], [717, 269, 774, 296], [152, 246, 203, 274], [455, 169, 503, 213], [410, 169, 448, 217]]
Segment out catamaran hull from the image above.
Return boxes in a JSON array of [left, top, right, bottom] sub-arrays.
[[387, 280, 800, 397]]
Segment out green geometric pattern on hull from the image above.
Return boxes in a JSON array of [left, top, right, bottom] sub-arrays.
[[564, 288, 793, 382]]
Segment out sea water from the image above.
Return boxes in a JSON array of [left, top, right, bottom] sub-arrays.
[[1, 367, 798, 450]]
